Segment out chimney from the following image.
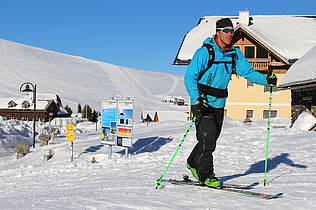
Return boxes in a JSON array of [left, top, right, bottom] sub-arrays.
[[239, 11, 250, 25]]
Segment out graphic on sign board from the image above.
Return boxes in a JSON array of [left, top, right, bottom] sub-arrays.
[[117, 100, 133, 147], [101, 99, 117, 145]]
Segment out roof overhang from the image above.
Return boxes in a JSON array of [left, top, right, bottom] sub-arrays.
[[278, 79, 316, 90]]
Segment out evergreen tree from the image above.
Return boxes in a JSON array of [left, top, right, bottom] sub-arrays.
[[77, 103, 82, 113], [91, 110, 99, 123], [64, 105, 73, 116], [82, 105, 92, 120]]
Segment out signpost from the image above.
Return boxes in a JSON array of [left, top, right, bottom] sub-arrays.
[[101, 98, 134, 159], [66, 124, 75, 161]]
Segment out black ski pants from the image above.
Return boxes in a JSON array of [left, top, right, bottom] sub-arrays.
[[187, 105, 224, 183]]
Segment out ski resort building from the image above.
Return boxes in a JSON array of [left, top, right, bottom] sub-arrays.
[[0, 93, 68, 122], [174, 11, 316, 120]]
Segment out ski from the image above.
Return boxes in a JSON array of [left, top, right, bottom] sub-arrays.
[[160, 176, 258, 189], [160, 177, 283, 200]]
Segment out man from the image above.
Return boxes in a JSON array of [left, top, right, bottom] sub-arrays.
[[184, 18, 277, 188]]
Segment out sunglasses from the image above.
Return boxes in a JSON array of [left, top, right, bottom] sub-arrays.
[[217, 28, 234, 33]]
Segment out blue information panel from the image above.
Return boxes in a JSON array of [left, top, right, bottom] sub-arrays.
[[101, 99, 117, 145]]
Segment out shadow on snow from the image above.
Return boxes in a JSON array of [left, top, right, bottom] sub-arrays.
[[117, 136, 173, 155], [220, 152, 308, 182], [78, 144, 104, 158]]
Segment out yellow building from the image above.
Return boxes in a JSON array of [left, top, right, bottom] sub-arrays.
[[174, 11, 316, 120], [226, 74, 291, 120]]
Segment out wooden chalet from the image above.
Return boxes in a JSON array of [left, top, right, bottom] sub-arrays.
[[0, 94, 68, 122]]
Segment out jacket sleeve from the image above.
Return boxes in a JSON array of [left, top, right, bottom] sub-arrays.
[[235, 48, 269, 86], [184, 47, 209, 104]]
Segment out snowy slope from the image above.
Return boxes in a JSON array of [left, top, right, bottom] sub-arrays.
[[0, 117, 316, 209], [0, 39, 187, 117]]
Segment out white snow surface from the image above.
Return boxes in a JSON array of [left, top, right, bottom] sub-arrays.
[[279, 45, 316, 87], [1, 37, 316, 209], [0, 116, 316, 209]]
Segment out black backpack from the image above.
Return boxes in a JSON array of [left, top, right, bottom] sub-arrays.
[[197, 44, 236, 82]]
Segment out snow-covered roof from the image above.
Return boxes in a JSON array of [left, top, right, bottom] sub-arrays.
[[0, 93, 63, 110], [175, 14, 316, 63], [0, 96, 52, 110], [279, 45, 316, 88]]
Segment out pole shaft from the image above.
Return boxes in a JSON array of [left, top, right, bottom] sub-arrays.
[[263, 85, 273, 185], [155, 116, 196, 187]]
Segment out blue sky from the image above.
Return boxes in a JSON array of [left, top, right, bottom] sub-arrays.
[[1, 0, 315, 75]]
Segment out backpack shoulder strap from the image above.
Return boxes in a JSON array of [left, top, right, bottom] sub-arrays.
[[197, 44, 215, 82], [231, 53, 236, 74]]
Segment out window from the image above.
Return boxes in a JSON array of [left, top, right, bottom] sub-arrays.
[[8, 100, 17, 108], [247, 80, 254, 88], [246, 110, 254, 119], [245, 46, 255, 58], [256, 45, 268, 58], [21, 101, 31, 108], [263, 110, 277, 119], [264, 85, 277, 93]]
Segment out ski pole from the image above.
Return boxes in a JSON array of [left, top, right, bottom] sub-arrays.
[[263, 84, 273, 186], [155, 116, 197, 189]]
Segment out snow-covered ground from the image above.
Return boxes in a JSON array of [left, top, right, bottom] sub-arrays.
[[1, 37, 316, 209], [0, 116, 315, 209]]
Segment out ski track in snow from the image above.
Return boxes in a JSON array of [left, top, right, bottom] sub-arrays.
[[104, 64, 162, 107]]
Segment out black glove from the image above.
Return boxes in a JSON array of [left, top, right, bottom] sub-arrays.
[[196, 97, 208, 113], [266, 73, 277, 85]]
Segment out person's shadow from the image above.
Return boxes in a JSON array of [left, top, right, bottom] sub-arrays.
[[117, 136, 173, 155], [221, 153, 307, 182]]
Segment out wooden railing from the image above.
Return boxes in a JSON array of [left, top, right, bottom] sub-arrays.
[[248, 59, 270, 71]]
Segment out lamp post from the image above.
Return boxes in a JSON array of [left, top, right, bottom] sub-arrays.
[[20, 82, 37, 148]]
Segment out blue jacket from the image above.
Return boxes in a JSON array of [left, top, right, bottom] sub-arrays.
[[184, 37, 269, 108]]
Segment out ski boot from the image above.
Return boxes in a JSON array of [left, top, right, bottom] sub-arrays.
[[186, 162, 199, 180], [202, 176, 222, 188]]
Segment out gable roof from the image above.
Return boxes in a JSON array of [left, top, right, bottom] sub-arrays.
[[174, 14, 316, 64], [0, 97, 52, 110], [0, 93, 62, 110], [279, 45, 316, 88]]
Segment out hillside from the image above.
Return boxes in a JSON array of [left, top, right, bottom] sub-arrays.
[[0, 39, 187, 117]]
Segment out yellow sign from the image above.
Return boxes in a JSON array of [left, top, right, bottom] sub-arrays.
[[66, 135, 75, 142], [66, 124, 75, 130], [66, 130, 74, 136], [66, 124, 75, 142]]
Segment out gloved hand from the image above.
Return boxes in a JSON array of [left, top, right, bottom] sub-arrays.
[[196, 97, 208, 113], [266, 73, 277, 85]]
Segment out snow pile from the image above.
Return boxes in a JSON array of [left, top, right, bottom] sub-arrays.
[[0, 119, 32, 153], [75, 121, 99, 133], [292, 111, 316, 131]]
